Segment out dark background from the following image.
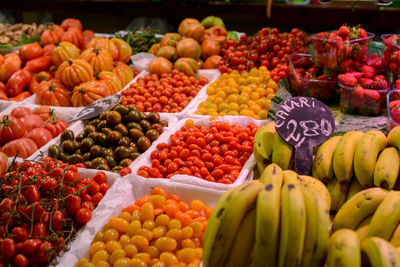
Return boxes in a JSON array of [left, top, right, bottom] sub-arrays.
[[1, 0, 400, 38]]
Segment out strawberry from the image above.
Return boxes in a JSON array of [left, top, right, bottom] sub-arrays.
[[395, 79, 400, 90], [339, 60, 353, 72], [307, 66, 318, 75], [364, 89, 381, 103], [316, 75, 328, 81], [374, 75, 386, 82], [361, 66, 376, 78], [374, 80, 388, 91], [359, 78, 374, 89], [347, 72, 362, 80], [350, 86, 365, 106], [337, 25, 350, 40], [390, 100, 400, 124], [338, 74, 357, 87], [295, 68, 306, 76]]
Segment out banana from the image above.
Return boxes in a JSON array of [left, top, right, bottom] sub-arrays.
[[298, 175, 331, 211], [362, 237, 400, 267], [254, 121, 275, 160], [254, 148, 267, 175], [347, 178, 364, 201], [259, 163, 283, 184], [203, 180, 264, 267], [332, 187, 389, 231], [354, 130, 387, 187], [225, 208, 257, 267], [312, 136, 342, 184], [374, 147, 400, 190], [278, 170, 306, 267], [327, 177, 349, 213], [391, 224, 400, 247], [387, 126, 400, 150], [247, 245, 256, 266], [325, 229, 361, 267], [300, 187, 330, 267], [333, 131, 365, 184], [367, 191, 400, 240], [253, 164, 283, 267], [356, 216, 372, 243], [272, 133, 293, 170]]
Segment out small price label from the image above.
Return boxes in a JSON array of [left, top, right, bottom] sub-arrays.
[[275, 96, 335, 175]]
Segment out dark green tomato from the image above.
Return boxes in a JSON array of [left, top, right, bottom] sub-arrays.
[[112, 166, 123, 173], [102, 148, 115, 158], [48, 145, 61, 159], [89, 118, 100, 127], [75, 133, 85, 142], [92, 157, 107, 168], [105, 156, 117, 169], [60, 130, 74, 142], [114, 146, 131, 160], [151, 123, 163, 134], [145, 129, 160, 142], [139, 120, 151, 132], [106, 111, 122, 125], [60, 153, 71, 163], [81, 137, 95, 151], [74, 148, 82, 155], [137, 136, 151, 153], [129, 152, 141, 160], [90, 145, 104, 158], [114, 123, 128, 136], [160, 120, 168, 127], [84, 125, 97, 136], [129, 129, 144, 142], [85, 161, 93, 168], [126, 104, 138, 112], [96, 120, 108, 131], [147, 112, 161, 124], [61, 140, 76, 154], [83, 152, 91, 161], [118, 136, 131, 147], [114, 105, 130, 116], [119, 158, 133, 167], [126, 122, 142, 131], [126, 110, 142, 123], [130, 145, 138, 153], [101, 127, 113, 136], [108, 131, 122, 143], [87, 131, 98, 140], [94, 133, 107, 146], [140, 112, 147, 120], [75, 141, 81, 149], [69, 154, 85, 164], [96, 164, 110, 171], [99, 110, 111, 121]]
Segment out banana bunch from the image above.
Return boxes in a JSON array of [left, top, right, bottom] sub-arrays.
[[326, 229, 400, 267], [203, 164, 331, 267], [253, 121, 293, 174], [311, 127, 400, 213]]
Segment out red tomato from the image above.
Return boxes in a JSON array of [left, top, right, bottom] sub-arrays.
[[75, 208, 92, 224], [24, 56, 52, 73], [11, 227, 29, 243], [81, 201, 94, 211], [86, 181, 100, 195], [26, 128, 53, 148], [21, 239, 42, 254], [120, 167, 132, 176], [93, 171, 107, 184], [99, 183, 110, 195], [10, 107, 32, 119], [41, 176, 58, 191], [19, 42, 45, 61], [0, 115, 25, 143], [32, 222, 46, 237], [6, 69, 32, 97], [14, 253, 29, 267], [19, 114, 44, 132], [66, 195, 81, 215], [92, 192, 103, 205], [2, 138, 38, 159], [38, 241, 52, 263], [1, 238, 16, 259], [63, 170, 81, 184], [51, 211, 64, 232], [23, 185, 40, 204]]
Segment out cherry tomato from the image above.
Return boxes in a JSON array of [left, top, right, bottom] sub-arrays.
[[23, 185, 40, 204], [11, 227, 29, 243], [1, 238, 16, 259], [75, 208, 92, 224], [32, 222, 46, 237], [14, 253, 29, 267], [51, 210, 64, 232], [93, 171, 107, 184], [66, 195, 81, 215]]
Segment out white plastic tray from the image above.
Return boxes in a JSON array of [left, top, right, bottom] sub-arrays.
[[129, 116, 268, 191]]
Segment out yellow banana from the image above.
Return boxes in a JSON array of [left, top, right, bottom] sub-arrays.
[[300, 187, 330, 267], [203, 180, 264, 267], [298, 175, 331, 211], [367, 191, 400, 241], [391, 224, 400, 247], [356, 216, 372, 243], [272, 133, 293, 170], [362, 237, 400, 267], [254, 148, 267, 175], [225, 208, 257, 267], [354, 130, 387, 187], [387, 126, 400, 150], [325, 229, 361, 267], [312, 136, 342, 184], [347, 178, 364, 201], [253, 164, 283, 267], [333, 131, 364, 184], [374, 147, 400, 190], [332, 187, 389, 231], [253, 122, 276, 174], [278, 170, 306, 267], [327, 177, 349, 213]]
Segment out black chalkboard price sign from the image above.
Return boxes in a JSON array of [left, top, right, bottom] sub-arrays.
[[274, 96, 335, 175]]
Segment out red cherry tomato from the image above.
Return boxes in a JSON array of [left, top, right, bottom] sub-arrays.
[[75, 208, 92, 224]]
